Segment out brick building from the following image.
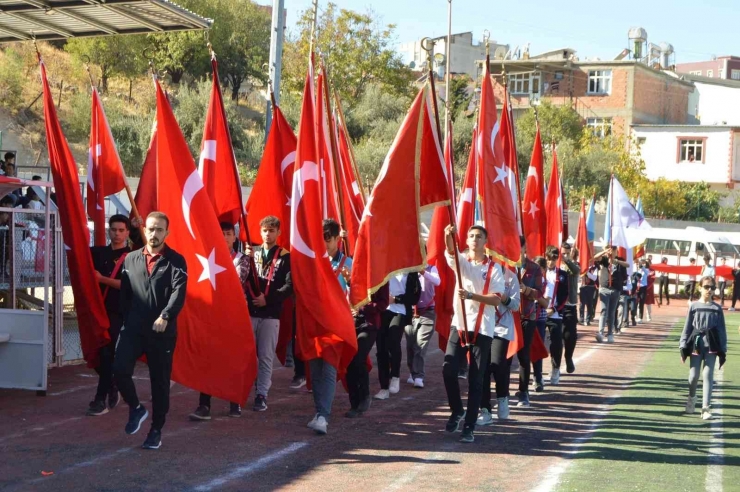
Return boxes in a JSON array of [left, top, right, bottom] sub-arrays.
[[675, 56, 740, 80], [485, 49, 693, 138]]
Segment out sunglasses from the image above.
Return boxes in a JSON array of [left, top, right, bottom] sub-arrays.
[[701, 285, 715, 290]]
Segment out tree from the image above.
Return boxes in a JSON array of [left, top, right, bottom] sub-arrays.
[[447, 75, 472, 122], [148, 30, 207, 85], [636, 178, 686, 219], [680, 182, 722, 222], [65, 35, 149, 92], [282, 3, 414, 108]]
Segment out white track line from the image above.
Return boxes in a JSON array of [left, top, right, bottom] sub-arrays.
[[191, 441, 308, 491], [705, 368, 724, 492]]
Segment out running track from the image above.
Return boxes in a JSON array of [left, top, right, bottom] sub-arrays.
[[0, 305, 685, 491]]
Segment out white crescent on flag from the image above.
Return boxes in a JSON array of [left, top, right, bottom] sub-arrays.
[[182, 170, 205, 240], [290, 161, 318, 258]]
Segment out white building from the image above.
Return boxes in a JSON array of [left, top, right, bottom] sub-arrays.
[[399, 32, 508, 80], [632, 124, 740, 201], [673, 73, 740, 125]]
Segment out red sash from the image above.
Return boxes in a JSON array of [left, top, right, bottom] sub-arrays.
[[459, 257, 495, 347], [102, 252, 128, 300], [247, 253, 279, 298]]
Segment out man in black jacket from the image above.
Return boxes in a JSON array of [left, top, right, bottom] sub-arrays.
[[244, 215, 292, 412], [113, 212, 187, 450]]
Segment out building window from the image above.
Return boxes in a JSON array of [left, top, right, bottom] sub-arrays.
[[707, 70, 714, 78], [508, 72, 541, 96], [732, 70, 740, 80], [719, 69, 725, 78], [636, 137, 646, 146], [689, 70, 702, 76], [586, 117, 612, 138], [677, 138, 705, 163], [587, 70, 612, 95]]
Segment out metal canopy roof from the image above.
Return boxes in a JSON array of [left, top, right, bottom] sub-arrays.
[[0, 0, 212, 44]]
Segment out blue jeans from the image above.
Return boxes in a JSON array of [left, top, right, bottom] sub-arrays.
[[309, 358, 337, 421]]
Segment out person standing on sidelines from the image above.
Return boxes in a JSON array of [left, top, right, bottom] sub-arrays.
[[717, 257, 729, 306], [579, 262, 598, 326], [644, 259, 655, 322], [405, 262, 440, 389], [559, 242, 580, 374], [516, 238, 544, 406], [730, 260, 740, 311], [442, 224, 505, 443], [680, 275, 727, 420], [686, 257, 698, 302], [636, 259, 650, 323], [594, 246, 629, 344], [189, 222, 251, 420], [658, 257, 670, 306], [244, 216, 292, 412], [114, 212, 187, 450], [86, 215, 131, 417], [478, 266, 520, 424]]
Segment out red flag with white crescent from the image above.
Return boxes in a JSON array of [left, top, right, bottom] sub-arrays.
[[87, 87, 126, 246], [456, 126, 476, 249], [153, 79, 257, 404], [575, 198, 592, 273], [134, 118, 158, 219], [522, 127, 546, 257], [545, 147, 563, 251], [334, 106, 364, 254]]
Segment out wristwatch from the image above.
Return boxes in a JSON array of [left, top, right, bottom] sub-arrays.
[[466, 291, 473, 300], [160, 312, 170, 321]]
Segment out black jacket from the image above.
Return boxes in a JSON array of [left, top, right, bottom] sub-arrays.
[[392, 272, 421, 317], [120, 245, 188, 337], [548, 268, 569, 314], [248, 245, 292, 319]]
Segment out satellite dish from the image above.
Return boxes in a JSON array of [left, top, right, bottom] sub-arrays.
[[434, 53, 446, 65], [409, 60, 416, 69]]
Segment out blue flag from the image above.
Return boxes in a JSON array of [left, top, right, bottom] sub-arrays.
[[586, 195, 595, 242]]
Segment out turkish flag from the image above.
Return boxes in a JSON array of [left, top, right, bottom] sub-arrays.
[[545, 146, 563, 251], [350, 84, 449, 308], [456, 127, 476, 249], [334, 103, 364, 255], [244, 105, 296, 248], [428, 122, 457, 351], [575, 198, 592, 274], [291, 64, 357, 372], [522, 127, 546, 257], [316, 69, 342, 223], [134, 118, 158, 218], [476, 59, 520, 265], [153, 79, 257, 404], [86, 88, 126, 246], [198, 57, 247, 240], [500, 92, 522, 235], [40, 58, 109, 367]]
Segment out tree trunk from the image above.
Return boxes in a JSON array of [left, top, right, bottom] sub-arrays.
[[170, 69, 184, 84]]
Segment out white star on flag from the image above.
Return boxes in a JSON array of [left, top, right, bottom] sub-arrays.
[[196, 248, 227, 290], [494, 164, 508, 184], [528, 201, 540, 218]]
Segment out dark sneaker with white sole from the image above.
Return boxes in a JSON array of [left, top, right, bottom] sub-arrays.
[[125, 404, 148, 435], [189, 405, 211, 421], [445, 411, 466, 432], [459, 425, 475, 443], [253, 395, 268, 412], [142, 428, 162, 450], [229, 403, 242, 418], [86, 400, 109, 416], [108, 390, 120, 410]]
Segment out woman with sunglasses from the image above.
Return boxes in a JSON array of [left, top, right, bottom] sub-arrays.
[[680, 275, 727, 420]]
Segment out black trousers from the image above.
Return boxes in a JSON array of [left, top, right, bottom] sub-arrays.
[[719, 281, 727, 305], [291, 309, 305, 378], [376, 311, 407, 389], [94, 314, 123, 402], [481, 336, 510, 410], [579, 286, 596, 322], [638, 286, 647, 319], [113, 328, 177, 431], [546, 317, 563, 369], [562, 306, 578, 364], [686, 281, 697, 302], [442, 330, 492, 428], [347, 328, 378, 409], [658, 276, 670, 304], [516, 319, 536, 393], [533, 320, 546, 382], [733, 287, 740, 309]]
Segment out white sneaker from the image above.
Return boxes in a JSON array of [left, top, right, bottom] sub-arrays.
[[701, 407, 713, 420], [685, 396, 696, 414], [595, 333, 604, 343], [389, 377, 400, 394], [636, 318, 642, 324], [550, 368, 561, 386], [607, 335, 615, 344], [406, 375, 414, 385], [307, 414, 318, 428], [374, 389, 390, 400], [476, 408, 494, 426], [308, 414, 328, 434], [413, 378, 424, 388], [729, 307, 736, 312], [497, 397, 510, 420], [647, 317, 652, 322]]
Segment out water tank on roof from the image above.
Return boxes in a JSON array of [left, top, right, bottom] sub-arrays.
[[628, 27, 648, 60], [659, 42, 674, 69]]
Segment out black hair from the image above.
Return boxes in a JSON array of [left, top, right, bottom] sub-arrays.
[[520, 235, 526, 248], [322, 218, 340, 238], [468, 225, 488, 239], [146, 211, 169, 229], [545, 245, 559, 260], [534, 256, 547, 269], [220, 221, 236, 233], [108, 214, 131, 230]]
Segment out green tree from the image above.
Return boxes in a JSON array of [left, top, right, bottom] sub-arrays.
[[680, 182, 722, 222], [65, 35, 149, 92], [637, 178, 687, 219], [447, 75, 472, 122], [283, 3, 414, 108]]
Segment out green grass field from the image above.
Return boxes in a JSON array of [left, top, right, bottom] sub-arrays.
[[555, 315, 740, 492]]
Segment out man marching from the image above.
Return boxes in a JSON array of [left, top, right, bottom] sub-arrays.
[[86, 214, 131, 417], [113, 212, 187, 450], [442, 224, 505, 444]]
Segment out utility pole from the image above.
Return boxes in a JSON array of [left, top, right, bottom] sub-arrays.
[[264, 0, 286, 138]]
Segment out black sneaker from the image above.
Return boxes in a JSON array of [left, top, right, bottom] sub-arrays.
[[125, 404, 148, 435], [108, 389, 120, 410], [534, 379, 544, 393], [457, 369, 468, 380], [459, 425, 475, 443], [142, 428, 162, 450], [566, 358, 576, 374], [445, 411, 466, 432], [290, 376, 306, 389], [345, 408, 362, 418], [253, 395, 268, 412], [189, 405, 211, 421], [358, 397, 371, 413], [86, 400, 109, 416], [229, 403, 242, 418]]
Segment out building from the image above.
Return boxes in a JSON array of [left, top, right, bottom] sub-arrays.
[[399, 32, 508, 80], [632, 125, 740, 196], [673, 73, 740, 125], [675, 56, 740, 80]]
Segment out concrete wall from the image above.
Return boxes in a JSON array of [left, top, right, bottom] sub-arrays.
[[689, 81, 740, 125]]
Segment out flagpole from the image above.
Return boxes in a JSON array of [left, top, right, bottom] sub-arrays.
[[423, 36, 470, 341], [443, 0, 452, 142], [85, 60, 146, 240]]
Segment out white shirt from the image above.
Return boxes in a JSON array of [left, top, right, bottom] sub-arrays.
[[494, 268, 521, 341], [702, 265, 716, 279], [388, 273, 409, 315], [545, 268, 561, 319], [445, 250, 505, 339]]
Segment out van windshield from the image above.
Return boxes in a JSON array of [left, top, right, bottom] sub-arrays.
[[710, 242, 739, 255]]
